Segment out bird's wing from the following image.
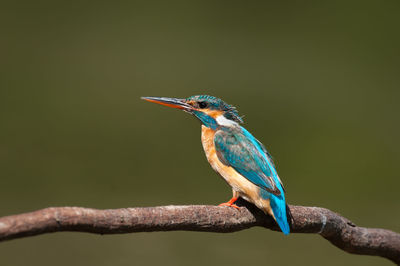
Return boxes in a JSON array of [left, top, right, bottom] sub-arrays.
[[214, 127, 282, 196], [247, 129, 285, 192]]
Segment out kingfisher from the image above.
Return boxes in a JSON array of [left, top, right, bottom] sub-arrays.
[[142, 95, 291, 235]]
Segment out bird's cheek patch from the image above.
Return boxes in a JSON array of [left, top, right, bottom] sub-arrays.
[[204, 110, 224, 118]]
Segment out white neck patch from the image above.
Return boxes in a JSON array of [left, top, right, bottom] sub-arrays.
[[215, 115, 238, 127]]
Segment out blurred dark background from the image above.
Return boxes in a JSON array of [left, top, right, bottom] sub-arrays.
[[1, 1, 399, 265]]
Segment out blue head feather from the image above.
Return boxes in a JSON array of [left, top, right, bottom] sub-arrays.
[[192, 110, 219, 129], [186, 95, 243, 124]]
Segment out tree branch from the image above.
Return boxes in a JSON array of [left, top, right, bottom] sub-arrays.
[[0, 200, 399, 264]]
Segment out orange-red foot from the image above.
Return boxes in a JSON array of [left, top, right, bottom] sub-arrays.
[[218, 197, 240, 209]]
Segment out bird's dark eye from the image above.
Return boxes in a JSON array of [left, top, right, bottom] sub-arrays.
[[198, 101, 208, 109]]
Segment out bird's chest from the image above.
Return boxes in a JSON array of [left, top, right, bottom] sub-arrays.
[[201, 126, 256, 194], [201, 126, 219, 171], [200, 126, 272, 216]]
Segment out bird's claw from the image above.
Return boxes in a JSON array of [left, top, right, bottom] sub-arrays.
[[218, 202, 241, 209], [218, 196, 240, 209]]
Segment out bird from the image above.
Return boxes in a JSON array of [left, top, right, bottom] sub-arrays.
[[141, 95, 291, 235]]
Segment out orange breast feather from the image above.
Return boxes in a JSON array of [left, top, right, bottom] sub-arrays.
[[200, 126, 274, 218]]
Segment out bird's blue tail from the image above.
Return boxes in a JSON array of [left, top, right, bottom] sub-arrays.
[[270, 195, 290, 235]]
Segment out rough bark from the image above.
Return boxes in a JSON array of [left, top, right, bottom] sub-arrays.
[[0, 201, 399, 264]]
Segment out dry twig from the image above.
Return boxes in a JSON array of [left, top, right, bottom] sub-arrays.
[[0, 200, 399, 264]]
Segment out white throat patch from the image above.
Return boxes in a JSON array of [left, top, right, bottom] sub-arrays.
[[216, 115, 238, 127]]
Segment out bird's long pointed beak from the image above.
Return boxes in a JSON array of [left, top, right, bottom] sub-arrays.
[[141, 96, 193, 112]]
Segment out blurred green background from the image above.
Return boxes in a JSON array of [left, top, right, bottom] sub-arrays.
[[1, 1, 399, 265]]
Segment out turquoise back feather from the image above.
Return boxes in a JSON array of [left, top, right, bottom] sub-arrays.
[[214, 126, 290, 235], [241, 127, 290, 235]]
